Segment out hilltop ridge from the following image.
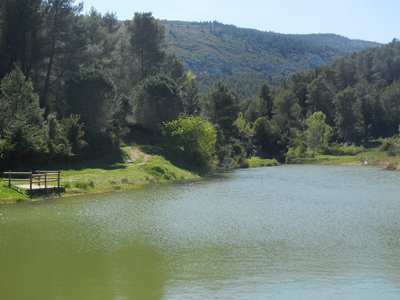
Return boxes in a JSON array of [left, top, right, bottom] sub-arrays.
[[162, 20, 380, 97]]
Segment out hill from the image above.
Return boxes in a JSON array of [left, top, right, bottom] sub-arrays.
[[274, 39, 400, 143], [162, 21, 380, 97]]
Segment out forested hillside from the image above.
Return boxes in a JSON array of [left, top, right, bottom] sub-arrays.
[[163, 21, 379, 97], [242, 39, 400, 160], [273, 40, 400, 141]]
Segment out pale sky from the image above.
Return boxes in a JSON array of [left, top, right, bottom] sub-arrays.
[[81, 0, 399, 43]]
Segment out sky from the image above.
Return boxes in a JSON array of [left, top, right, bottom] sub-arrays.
[[81, 0, 399, 43]]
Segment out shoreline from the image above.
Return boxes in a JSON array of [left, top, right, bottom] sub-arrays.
[[1, 151, 398, 204]]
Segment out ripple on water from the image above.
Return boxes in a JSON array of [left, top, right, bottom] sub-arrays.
[[1, 165, 400, 299]]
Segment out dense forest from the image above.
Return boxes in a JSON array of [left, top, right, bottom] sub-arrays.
[[0, 0, 399, 173], [163, 21, 379, 98]]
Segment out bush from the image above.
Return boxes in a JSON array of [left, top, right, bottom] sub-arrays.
[[248, 157, 278, 168], [74, 180, 95, 190], [325, 143, 365, 156], [164, 115, 217, 170], [380, 137, 400, 156]]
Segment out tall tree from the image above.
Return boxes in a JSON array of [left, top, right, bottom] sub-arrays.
[[259, 83, 274, 119], [66, 67, 116, 136], [306, 77, 335, 123], [0, 0, 43, 79], [82, 8, 120, 70], [181, 70, 200, 115], [0, 67, 45, 165], [333, 87, 364, 143], [40, 0, 83, 112], [203, 81, 239, 141], [272, 89, 302, 132], [128, 12, 165, 80]]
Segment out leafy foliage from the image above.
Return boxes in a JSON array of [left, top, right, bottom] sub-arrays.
[[252, 117, 281, 155], [66, 67, 116, 135], [203, 81, 239, 141], [304, 112, 332, 156], [129, 74, 183, 132], [0, 67, 45, 167], [164, 115, 217, 170]]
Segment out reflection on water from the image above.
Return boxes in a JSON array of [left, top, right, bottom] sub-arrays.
[[0, 165, 400, 299]]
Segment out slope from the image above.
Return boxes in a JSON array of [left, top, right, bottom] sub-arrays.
[[163, 21, 380, 97]]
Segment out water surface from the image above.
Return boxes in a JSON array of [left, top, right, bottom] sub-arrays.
[[1, 165, 399, 299]]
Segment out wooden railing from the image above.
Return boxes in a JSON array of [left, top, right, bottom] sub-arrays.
[[3, 170, 62, 195]]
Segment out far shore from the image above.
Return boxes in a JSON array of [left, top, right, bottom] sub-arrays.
[[1, 148, 398, 204]]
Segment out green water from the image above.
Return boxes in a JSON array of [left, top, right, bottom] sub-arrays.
[[1, 165, 400, 299]]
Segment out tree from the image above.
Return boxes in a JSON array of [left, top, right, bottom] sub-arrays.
[[81, 8, 120, 70], [380, 80, 400, 135], [61, 114, 86, 156], [272, 89, 302, 132], [259, 83, 274, 119], [66, 67, 116, 135], [160, 53, 184, 82], [129, 75, 183, 133], [0, 67, 45, 165], [333, 87, 364, 143], [128, 12, 165, 80], [181, 70, 200, 115], [0, 0, 44, 79], [0, 67, 43, 132], [203, 81, 239, 141], [234, 112, 253, 156], [306, 77, 335, 123], [45, 113, 71, 159], [252, 117, 281, 155], [41, 0, 83, 112], [164, 115, 217, 170], [111, 94, 132, 137], [244, 97, 266, 123], [304, 111, 332, 156]]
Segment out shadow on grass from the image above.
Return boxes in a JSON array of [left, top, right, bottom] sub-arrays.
[[138, 144, 210, 176], [45, 148, 129, 172]]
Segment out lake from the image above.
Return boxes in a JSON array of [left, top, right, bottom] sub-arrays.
[[1, 165, 400, 299]]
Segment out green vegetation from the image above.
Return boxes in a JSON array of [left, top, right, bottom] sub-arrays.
[[304, 112, 332, 156], [163, 21, 379, 97], [287, 139, 400, 170], [61, 146, 199, 195], [164, 115, 217, 171], [1, 1, 400, 204], [0, 185, 28, 203], [246, 157, 279, 168], [1, 146, 199, 203]]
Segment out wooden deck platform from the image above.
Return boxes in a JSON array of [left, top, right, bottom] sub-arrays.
[[4, 170, 64, 197], [15, 184, 65, 194]]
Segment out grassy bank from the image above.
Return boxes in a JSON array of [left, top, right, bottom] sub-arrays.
[[246, 157, 279, 168], [0, 146, 200, 204], [2, 141, 398, 204], [288, 149, 400, 169]]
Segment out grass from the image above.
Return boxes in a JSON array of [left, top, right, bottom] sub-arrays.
[[246, 157, 279, 168], [0, 184, 29, 203], [289, 145, 400, 169], [61, 146, 199, 196], [0, 145, 200, 204], [2, 139, 399, 204]]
